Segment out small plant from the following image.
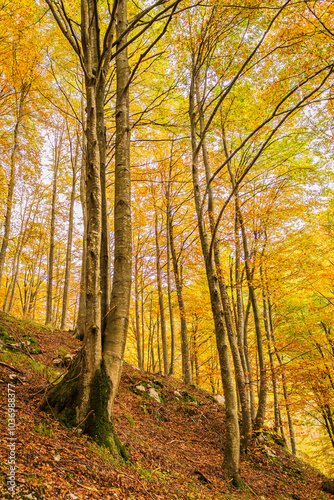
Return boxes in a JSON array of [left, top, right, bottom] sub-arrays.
[[33, 422, 54, 437], [124, 412, 135, 427], [56, 346, 70, 357], [24, 335, 38, 346]]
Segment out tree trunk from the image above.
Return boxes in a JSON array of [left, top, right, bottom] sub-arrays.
[[166, 185, 176, 376], [61, 138, 78, 330], [154, 213, 169, 375], [231, 178, 267, 430], [103, 0, 132, 418], [268, 297, 297, 455], [261, 264, 280, 435], [189, 77, 241, 484], [134, 248, 143, 369], [168, 217, 192, 384], [197, 90, 251, 451], [0, 84, 27, 290], [75, 119, 87, 340], [46, 132, 62, 325]]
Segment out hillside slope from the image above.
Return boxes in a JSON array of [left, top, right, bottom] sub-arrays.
[[0, 311, 332, 500]]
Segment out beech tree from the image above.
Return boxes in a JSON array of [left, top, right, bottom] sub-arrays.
[[41, 0, 184, 454]]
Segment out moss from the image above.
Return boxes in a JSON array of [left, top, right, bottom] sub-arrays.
[[0, 325, 11, 342], [0, 350, 58, 379], [84, 359, 128, 460], [42, 355, 128, 461], [41, 354, 80, 427]]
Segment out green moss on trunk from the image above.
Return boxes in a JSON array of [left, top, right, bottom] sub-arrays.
[[42, 354, 127, 461], [41, 353, 80, 427], [84, 359, 128, 460]]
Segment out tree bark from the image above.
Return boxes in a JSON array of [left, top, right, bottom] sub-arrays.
[[74, 109, 87, 340], [0, 84, 27, 290], [189, 76, 241, 484], [61, 137, 79, 330], [103, 0, 132, 417], [197, 89, 251, 451], [134, 245, 143, 369], [168, 217, 192, 384], [46, 132, 62, 325], [227, 166, 267, 430], [261, 264, 280, 435], [154, 213, 169, 375], [166, 171, 176, 375]]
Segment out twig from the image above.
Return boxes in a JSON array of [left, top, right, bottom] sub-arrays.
[[0, 361, 24, 374], [71, 410, 94, 435]]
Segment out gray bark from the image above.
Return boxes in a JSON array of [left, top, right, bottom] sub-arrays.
[[104, 0, 132, 414], [0, 85, 27, 290], [168, 217, 192, 384], [46, 132, 62, 326], [189, 76, 240, 483], [61, 137, 79, 330], [154, 213, 169, 375], [197, 90, 251, 450]]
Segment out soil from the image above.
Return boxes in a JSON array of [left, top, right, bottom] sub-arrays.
[[0, 311, 332, 500]]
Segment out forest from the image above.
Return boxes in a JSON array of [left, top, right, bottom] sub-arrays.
[[0, 0, 334, 491]]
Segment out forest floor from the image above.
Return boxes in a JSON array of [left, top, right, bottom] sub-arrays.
[[0, 311, 332, 500]]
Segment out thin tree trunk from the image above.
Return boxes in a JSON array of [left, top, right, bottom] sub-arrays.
[[244, 296, 256, 420], [141, 287, 145, 370], [168, 217, 192, 384], [268, 296, 297, 455], [197, 89, 251, 450], [61, 137, 79, 330], [154, 213, 169, 375], [261, 264, 280, 434], [189, 76, 240, 484], [225, 153, 267, 431], [0, 84, 27, 290], [46, 132, 62, 325], [166, 203, 175, 376], [192, 315, 200, 385], [134, 250, 142, 369], [74, 92, 87, 340], [23, 222, 45, 318]]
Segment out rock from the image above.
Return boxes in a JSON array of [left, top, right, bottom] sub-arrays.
[[264, 445, 276, 458], [213, 394, 225, 406], [7, 343, 20, 350], [322, 479, 334, 494], [148, 387, 161, 403], [63, 353, 74, 365], [136, 384, 146, 392]]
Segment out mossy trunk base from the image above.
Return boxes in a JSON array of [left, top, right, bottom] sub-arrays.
[[41, 352, 81, 427], [84, 359, 128, 460], [41, 354, 127, 460]]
